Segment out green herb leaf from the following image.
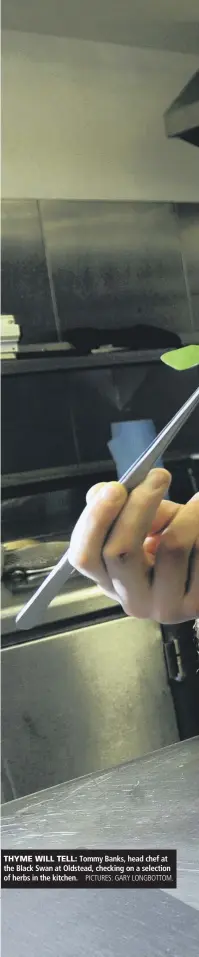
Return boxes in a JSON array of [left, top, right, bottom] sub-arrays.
[[161, 345, 199, 371]]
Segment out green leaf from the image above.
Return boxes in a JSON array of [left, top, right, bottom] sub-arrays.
[[161, 345, 199, 371]]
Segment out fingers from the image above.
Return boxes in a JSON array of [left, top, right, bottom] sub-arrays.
[[184, 543, 199, 618], [184, 542, 199, 617], [152, 493, 199, 622], [103, 470, 171, 558], [144, 500, 182, 562], [68, 481, 127, 595], [103, 469, 171, 616], [86, 481, 177, 530], [149, 499, 181, 535], [68, 470, 170, 607], [161, 493, 199, 552], [69, 474, 199, 624], [86, 482, 107, 504]]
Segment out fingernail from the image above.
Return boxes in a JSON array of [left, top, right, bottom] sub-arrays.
[[86, 483, 106, 503], [99, 482, 123, 501], [146, 469, 171, 490], [87, 482, 123, 505]]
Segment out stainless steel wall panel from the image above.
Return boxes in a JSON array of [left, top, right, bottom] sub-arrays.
[[176, 203, 199, 331], [1, 200, 58, 343], [40, 200, 191, 339], [2, 200, 199, 347]]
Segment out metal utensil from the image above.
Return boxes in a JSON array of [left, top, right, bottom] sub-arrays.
[[16, 385, 199, 631]]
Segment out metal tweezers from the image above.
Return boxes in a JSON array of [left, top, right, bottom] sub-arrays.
[[16, 385, 199, 631]]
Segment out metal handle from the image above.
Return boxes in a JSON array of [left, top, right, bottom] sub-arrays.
[[16, 553, 74, 629]]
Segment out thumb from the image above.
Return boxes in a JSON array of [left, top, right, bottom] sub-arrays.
[[68, 482, 127, 572]]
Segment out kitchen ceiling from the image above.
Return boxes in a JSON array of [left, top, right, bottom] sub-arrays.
[[2, 0, 199, 54]]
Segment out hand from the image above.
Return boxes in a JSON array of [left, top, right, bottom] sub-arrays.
[[68, 468, 199, 624]]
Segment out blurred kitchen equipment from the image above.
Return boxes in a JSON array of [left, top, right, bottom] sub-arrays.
[[0, 315, 20, 358]]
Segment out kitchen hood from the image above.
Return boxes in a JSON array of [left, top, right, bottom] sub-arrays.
[[164, 70, 199, 147]]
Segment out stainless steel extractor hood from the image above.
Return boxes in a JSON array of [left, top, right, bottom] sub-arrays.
[[164, 70, 199, 147]]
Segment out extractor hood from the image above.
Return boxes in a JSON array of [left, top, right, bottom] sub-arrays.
[[164, 70, 199, 147]]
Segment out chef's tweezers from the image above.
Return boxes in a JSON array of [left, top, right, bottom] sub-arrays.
[[16, 385, 199, 630]]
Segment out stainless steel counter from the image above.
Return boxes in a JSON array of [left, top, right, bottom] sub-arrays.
[[1, 535, 180, 802], [1, 576, 117, 636], [1, 737, 199, 957], [1, 615, 178, 800]]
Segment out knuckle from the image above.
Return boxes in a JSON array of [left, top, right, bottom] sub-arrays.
[[160, 534, 184, 558], [103, 542, 118, 562], [103, 541, 137, 562]]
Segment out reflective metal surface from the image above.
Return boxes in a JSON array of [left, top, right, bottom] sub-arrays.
[[2, 885, 199, 957], [1, 201, 58, 343], [1, 739, 199, 957], [41, 200, 192, 339], [2, 200, 199, 351], [1, 737, 198, 907], [1, 616, 178, 800], [1, 576, 117, 637], [176, 203, 199, 330], [1, 534, 118, 636]]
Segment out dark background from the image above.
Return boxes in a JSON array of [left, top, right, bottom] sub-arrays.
[[1, 199, 199, 489]]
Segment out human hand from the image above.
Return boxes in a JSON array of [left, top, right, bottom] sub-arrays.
[[68, 468, 199, 623]]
